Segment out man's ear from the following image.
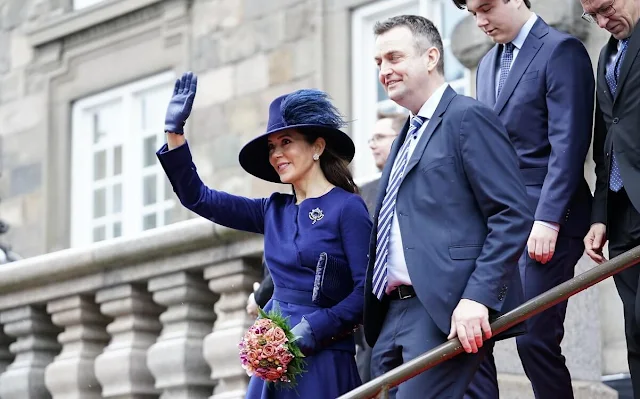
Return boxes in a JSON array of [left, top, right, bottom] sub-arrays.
[[425, 46, 441, 72]]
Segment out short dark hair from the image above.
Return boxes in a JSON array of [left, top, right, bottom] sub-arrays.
[[373, 15, 445, 75], [452, 0, 531, 10]]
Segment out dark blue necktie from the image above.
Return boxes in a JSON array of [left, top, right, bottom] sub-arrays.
[[607, 39, 629, 192], [497, 42, 514, 98]]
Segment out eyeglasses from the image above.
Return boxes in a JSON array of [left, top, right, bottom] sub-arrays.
[[581, 0, 616, 23], [368, 134, 397, 145]]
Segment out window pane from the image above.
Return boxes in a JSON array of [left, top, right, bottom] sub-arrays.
[[143, 213, 157, 230], [143, 136, 156, 167], [113, 145, 122, 176], [93, 225, 106, 242], [163, 207, 177, 226], [138, 84, 172, 132], [442, 1, 466, 36], [93, 188, 106, 218], [93, 150, 106, 181], [113, 183, 122, 213], [164, 177, 173, 200], [444, 45, 465, 82], [113, 222, 122, 238], [143, 175, 157, 205]]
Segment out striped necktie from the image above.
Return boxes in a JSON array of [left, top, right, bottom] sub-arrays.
[[372, 116, 426, 300], [607, 38, 628, 192]]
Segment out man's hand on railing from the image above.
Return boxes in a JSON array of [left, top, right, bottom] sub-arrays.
[[447, 299, 492, 354], [584, 222, 607, 264]]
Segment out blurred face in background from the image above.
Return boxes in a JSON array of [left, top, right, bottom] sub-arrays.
[[368, 118, 399, 170]]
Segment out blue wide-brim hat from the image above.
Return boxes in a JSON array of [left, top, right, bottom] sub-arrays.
[[238, 89, 355, 184]]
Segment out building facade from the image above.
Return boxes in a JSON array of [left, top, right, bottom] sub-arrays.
[[0, 0, 629, 397]]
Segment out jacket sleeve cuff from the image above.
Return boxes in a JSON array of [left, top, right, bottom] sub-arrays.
[[534, 220, 560, 232], [462, 285, 504, 313], [155, 141, 192, 170]]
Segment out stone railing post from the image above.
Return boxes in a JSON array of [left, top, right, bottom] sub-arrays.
[[94, 284, 162, 399], [202, 258, 261, 399], [0, 327, 13, 374], [0, 306, 62, 399], [147, 271, 218, 398], [44, 295, 110, 399]]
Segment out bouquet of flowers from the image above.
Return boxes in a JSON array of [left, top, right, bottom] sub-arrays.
[[239, 307, 306, 388]]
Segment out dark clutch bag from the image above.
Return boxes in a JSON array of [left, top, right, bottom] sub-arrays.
[[312, 252, 353, 308]]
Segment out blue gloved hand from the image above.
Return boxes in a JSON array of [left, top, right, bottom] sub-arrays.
[[164, 71, 197, 134], [291, 317, 317, 356]]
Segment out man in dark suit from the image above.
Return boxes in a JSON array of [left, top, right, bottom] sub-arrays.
[[365, 15, 533, 398], [581, 0, 640, 394], [357, 111, 404, 383], [452, 0, 595, 397]]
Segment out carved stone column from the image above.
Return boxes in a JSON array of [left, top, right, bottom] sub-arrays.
[[94, 284, 162, 399], [147, 271, 218, 398], [0, 306, 62, 399], [202, 258, 261, 399], [0, 327, 14, 375], [44, 295, 110, 399]]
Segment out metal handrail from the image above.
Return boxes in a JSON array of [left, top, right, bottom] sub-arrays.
[[339, 245, 640, 399]]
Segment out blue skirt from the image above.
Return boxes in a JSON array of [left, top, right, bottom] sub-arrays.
[[245, 348, 361, 399], [245, 287, 362, 398]]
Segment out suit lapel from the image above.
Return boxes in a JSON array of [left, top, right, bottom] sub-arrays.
[[480, 46, 499, 107], [403, 86, 456, 178], [598, 39, 615, 103], [615, 24, 640, 103], [494, 18, 547, 115]]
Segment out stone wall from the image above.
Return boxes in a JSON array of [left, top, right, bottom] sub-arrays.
[[0, 0, 323, 258]]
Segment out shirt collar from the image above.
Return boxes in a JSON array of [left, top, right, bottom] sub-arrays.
[[511, 13, 538, 50], [412, 83, 449, 120]]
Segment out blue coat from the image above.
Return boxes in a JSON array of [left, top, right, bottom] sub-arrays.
[[476, 17, 594, 238], [364, 86, 534, 346], [157, 142, 372, 398]]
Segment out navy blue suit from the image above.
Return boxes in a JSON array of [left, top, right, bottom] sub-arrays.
[[363, 86, 533, 399], [467, 17, 594, 399]]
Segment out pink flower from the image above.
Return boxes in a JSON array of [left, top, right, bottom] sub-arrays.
[[262, 344, 276, 358], [264, 369, 283, 381]]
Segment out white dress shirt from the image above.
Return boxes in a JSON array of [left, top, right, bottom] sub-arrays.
[[386, 83, 449, 293]]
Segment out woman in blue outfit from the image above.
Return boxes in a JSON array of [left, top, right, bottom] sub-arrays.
[[157, 72, 372, 399]]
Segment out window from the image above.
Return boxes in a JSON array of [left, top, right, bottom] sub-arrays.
[[351, 0, 470, 180], [70, 71, 176, 247], [73, 0, 106, 11]]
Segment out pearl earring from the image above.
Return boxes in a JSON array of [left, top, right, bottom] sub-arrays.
[[313, 154, 319, 161]]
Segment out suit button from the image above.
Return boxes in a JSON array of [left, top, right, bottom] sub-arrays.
[[613, 117, 619, 124]]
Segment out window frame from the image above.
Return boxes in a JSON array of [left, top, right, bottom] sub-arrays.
[[70, 71, 176, 248]]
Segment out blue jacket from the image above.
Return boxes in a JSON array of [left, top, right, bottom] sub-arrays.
[[364, 86, 533, 345]]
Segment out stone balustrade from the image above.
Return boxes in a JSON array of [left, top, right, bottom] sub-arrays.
[[0, 219, 264, 399]]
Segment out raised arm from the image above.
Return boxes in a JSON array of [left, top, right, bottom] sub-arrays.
[[157, 72, 267, 234]]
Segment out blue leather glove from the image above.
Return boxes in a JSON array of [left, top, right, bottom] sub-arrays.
[[291, 318, 317, 356], [164, 71, 197, 134]]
